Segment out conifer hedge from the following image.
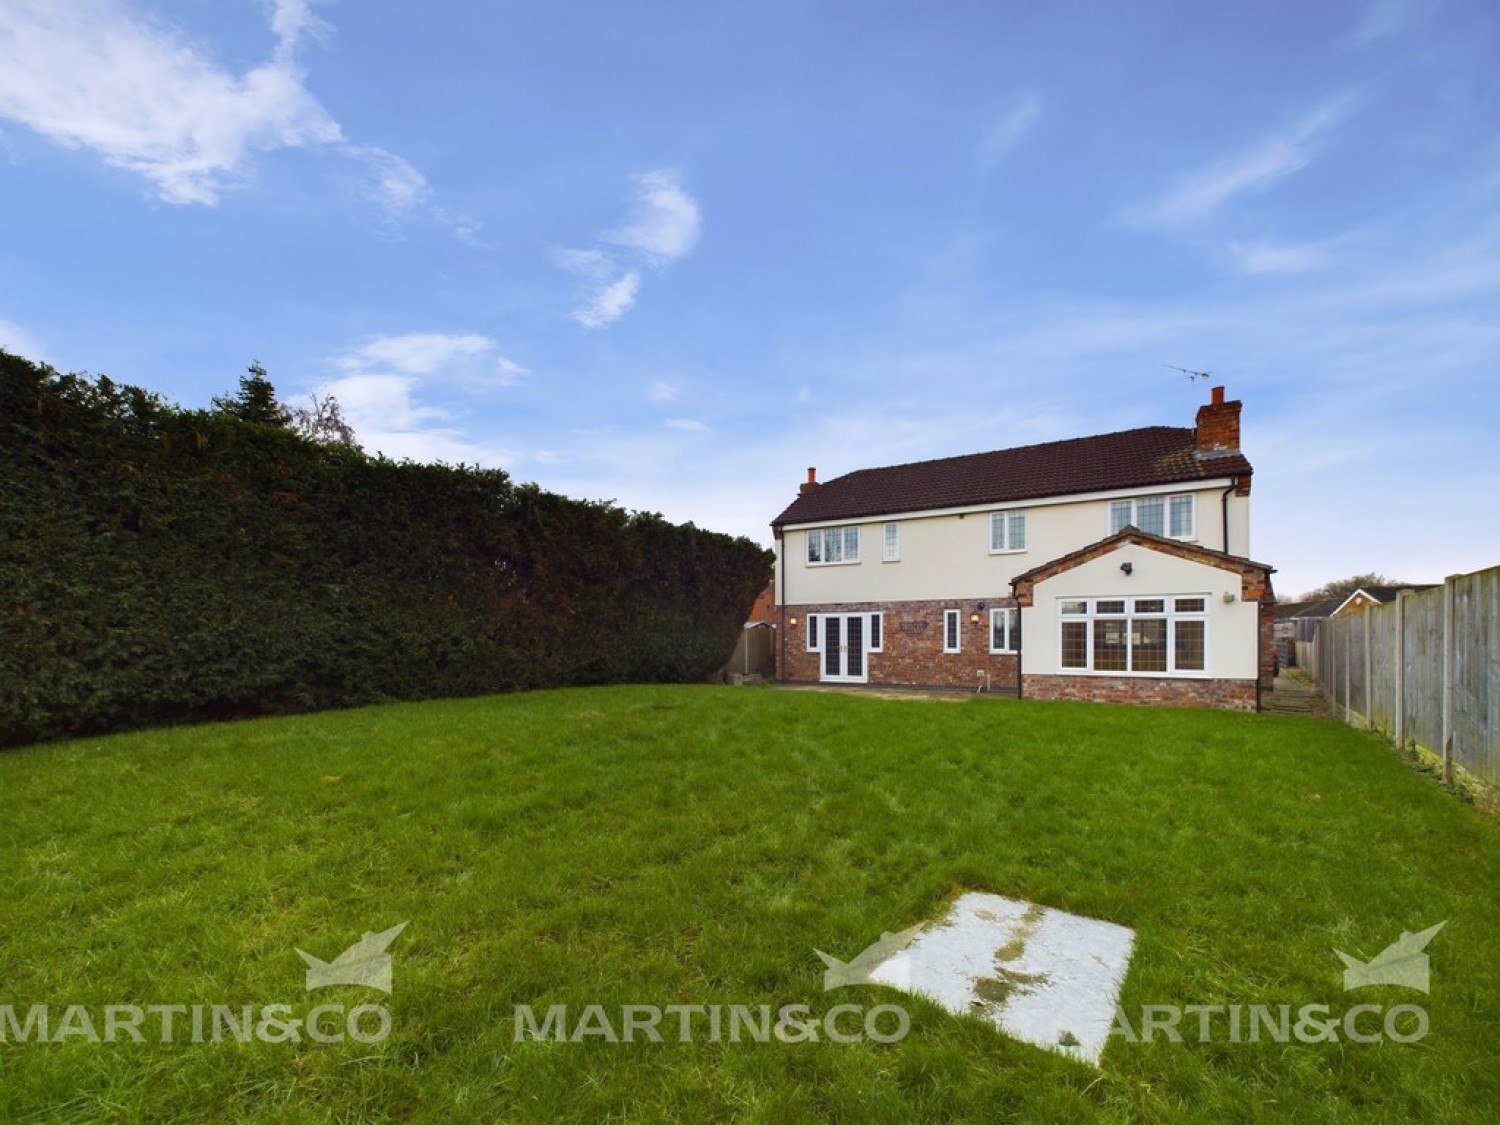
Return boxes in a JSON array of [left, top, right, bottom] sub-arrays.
[[0, 351, 772, 748]]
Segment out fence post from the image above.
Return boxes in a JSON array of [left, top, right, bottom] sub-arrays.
[[1363, 609, 1373, 730], [1442, 575, 1456, 784], [1394, 590, 1406, 750], [1350, 621, 1362, 726]]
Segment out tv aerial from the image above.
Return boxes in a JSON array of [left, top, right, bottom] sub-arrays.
[[1165, 364, 1212, 383]]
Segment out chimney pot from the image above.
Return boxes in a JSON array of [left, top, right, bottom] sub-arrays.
[[799, 466, 820, 494], [1211, 385, 1225, 406]]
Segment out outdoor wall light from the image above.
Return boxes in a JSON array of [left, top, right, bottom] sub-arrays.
[[1120, 562, 1134, 576], [789, 617, 798, 626], [970, 613, 981, 624]]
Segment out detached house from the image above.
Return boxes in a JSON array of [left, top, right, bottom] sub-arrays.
[[770, 387, 1277, 711]]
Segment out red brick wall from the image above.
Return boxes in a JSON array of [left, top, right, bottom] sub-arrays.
[[778, 599, 1019, 690], [1259, 600, 1276, 691], [1023, 673, 1257, 711]]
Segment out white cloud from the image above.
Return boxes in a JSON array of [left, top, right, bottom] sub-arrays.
[[349, 145, 432, 218], [576, 273, 641, 330], [0, 0, 433, 218], [342, 332, 494, 376], [605, 169, 702, 264], [645, 380, 678, 403], [664, 417, 708, 432], [1124, 95, 1360, 230], [556, 168, 701, 329], [316, 333, 529, 466], [980, 93, 1041, 166], [1229, 238, 1331, 275], [495, 357, 529, 386]]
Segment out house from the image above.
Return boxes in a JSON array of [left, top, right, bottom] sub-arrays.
[[770, 387, 1277, 711], [1328, 585, 1435, 617], [1274, 585, 1436, 667]]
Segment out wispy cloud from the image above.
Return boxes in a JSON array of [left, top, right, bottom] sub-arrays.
[[645, 380, 679, 404], [664, 417, 708, 432], [1229, 238, 1333, 275], [1124, 95, 1360, 230], [606, 169, 702, 263], [339, 331, 529, 385], [980, 93, 1041, 167], [316, 331, 528, 465], [556, 168, 701, 329], [0, 0, 431, 219], [344, 332, 483, 375], [1354, 0, 1421, 44], [574, 272, 642, 331]]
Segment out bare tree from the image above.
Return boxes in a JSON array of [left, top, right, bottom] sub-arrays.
[[290, 393, 361, 449]]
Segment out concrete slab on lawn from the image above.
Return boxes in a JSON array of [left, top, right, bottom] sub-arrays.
[[862, 892, 1135, 1065]]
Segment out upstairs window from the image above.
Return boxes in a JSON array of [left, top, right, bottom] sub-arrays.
[[989, 510, 1027, 553], [807, 526, 860, 565], [1109, 494, 1195, 540], [883, 522, 900, 562]]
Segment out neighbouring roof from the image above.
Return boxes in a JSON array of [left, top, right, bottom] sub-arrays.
[[771, 425, 1253, 528], [1331, 585, 1437, 615], [1283, 586, 1437, 621]]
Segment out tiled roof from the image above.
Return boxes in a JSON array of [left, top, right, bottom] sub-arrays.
[[772, 426, 1253, 527]]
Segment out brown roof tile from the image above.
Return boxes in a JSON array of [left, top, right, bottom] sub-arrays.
[[772, 426, 1252, 527]]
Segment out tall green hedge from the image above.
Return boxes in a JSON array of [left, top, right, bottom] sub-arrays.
[[0, 351, 772, 747]]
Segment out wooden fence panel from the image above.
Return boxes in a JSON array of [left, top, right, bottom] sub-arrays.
[[1313, 566, 1498, 786]]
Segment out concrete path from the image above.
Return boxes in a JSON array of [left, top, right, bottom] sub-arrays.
[[1263, 668, 1330, 717]]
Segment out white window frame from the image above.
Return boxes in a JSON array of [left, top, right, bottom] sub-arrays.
[[1055, 594, 1209, 677], [1108, 494, 1196, 541], [806, 525, 861, 566], [882, 522, 900, 562], [868, 612, 884, 653], [989, 509, 1027, 554], [806, 614, 820, 652], [989, 607, 1019, 654], [943, 609, 962, 653]]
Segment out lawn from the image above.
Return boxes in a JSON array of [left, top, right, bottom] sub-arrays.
[[2, 686, 1498, 1122]]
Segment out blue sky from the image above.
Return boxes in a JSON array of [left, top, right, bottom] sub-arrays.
[[1, 0, 1497, 596]]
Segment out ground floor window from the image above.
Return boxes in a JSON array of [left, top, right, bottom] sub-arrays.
[[943, 609, 961, 653], [989, 607, 1019, 653], [1058, 595, 1207, 674]]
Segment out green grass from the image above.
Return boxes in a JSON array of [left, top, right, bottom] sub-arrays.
[[2, 686, 1499, 1123]]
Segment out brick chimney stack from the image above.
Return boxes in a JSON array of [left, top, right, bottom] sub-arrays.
[[1194, 385, 1242, 458], [799, 467, 819, 494]]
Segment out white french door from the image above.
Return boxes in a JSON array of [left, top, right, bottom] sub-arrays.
[[821, 613, 869, 683]]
